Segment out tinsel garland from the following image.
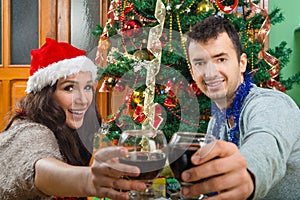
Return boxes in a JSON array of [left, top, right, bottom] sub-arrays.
[[212, 73, 253, 146]]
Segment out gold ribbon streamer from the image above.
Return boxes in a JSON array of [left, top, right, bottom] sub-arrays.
[[142, 0, 166, 130], [249, 0, 285, 92]]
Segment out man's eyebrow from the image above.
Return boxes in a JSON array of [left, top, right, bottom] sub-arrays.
[[212, 52, 228, 58], [191, 58, 205, 62]]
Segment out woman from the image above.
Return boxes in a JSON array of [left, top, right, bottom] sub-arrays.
[[0, 38, 146, 200]]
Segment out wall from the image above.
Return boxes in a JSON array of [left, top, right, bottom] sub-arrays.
[[269, 0, 300, 106]]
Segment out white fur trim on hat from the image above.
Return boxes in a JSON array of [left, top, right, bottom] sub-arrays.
[[25, 56, 97, 94]]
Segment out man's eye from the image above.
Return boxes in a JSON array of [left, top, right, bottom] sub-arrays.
[[195, 61, 205, 67], [218, 58, 226, 62], [64, 85, 74, 91]]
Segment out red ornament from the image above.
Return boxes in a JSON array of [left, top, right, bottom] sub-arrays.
[[122, 20, 143, 38], [152, 103, 163, 129], [112, 139, 119, 146], [188, 82, 202, 96], [124, 3, 134, 14], [105, 114, 116, 123], [216, 0, 238, 14], [166, 78, 173, 91], [114, 81, 125, 92], [164, 97, 176, 108], [133, 104, 147, 123], [178, 81, 185, 89]]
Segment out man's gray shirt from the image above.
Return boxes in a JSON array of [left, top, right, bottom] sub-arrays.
[[208, 85, 300, 199]]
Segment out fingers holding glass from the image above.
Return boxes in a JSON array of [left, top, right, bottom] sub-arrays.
[[118, 129, 167, 199], [168, 132, 216, 199]]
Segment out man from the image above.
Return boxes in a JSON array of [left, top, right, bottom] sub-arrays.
[[182, 15, 300, 199]]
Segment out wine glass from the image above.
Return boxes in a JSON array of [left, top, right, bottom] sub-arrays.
[[118, 129, 167, 199], [168, 132, 216, 200]]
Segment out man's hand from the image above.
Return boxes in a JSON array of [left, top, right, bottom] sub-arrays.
[[181, 140, 254, 200]]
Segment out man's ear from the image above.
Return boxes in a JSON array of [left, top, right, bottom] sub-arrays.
[[240, 53, 247, 73]]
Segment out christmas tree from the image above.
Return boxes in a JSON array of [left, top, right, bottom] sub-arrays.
[[93, 0, 300, 142]]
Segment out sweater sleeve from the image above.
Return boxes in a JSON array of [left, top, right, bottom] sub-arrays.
[[239, 89, 300, 199], [0, 120, 63, 199]]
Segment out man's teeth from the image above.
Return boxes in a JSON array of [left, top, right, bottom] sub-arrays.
[[71, 110, 84, 114], [206, 82, 221, 87]]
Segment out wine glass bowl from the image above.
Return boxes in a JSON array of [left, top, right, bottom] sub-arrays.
[[118, 129, 167, 199], [168, 132, 216, 199]]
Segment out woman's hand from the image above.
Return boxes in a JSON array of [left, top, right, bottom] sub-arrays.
[[90, 146, 146, 200], [181, 140, 254, 200]]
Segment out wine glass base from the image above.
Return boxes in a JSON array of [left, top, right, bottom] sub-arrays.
[[128, 190, 161, 200], [128, 182, 165, 200], [169, 192, 208, 200]]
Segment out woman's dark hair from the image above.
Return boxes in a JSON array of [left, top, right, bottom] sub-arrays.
[[5, 84, 101, 166], [186, 15, 243, 61]]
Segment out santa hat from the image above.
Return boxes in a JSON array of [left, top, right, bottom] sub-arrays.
[[25, 38, 98, 94]]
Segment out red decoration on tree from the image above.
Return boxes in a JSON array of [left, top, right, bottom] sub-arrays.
[[249, 0, 286, 92], [215, 0, 238, 14], [188, 82, 202, 96], [122, 20, 143, 38], [114, 81, 125, 92], [152, 103, 163, 129], [124, 3, 134, 14], [166, 78, 173, 91], [134, 104, 147, 123], [164, 97, 176, 108]]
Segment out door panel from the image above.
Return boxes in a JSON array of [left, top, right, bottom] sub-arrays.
[[11, 80, 27, 110]]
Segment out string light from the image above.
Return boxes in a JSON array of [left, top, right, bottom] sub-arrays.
[[169, 14, 173, 51], [179, 0, 196, 14], [155, 85, 199, 127], [176, 14, 192, 75], [120, 0, 128, 53]]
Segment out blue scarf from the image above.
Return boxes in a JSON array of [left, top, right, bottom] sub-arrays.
[[212, 73, 253, 146]]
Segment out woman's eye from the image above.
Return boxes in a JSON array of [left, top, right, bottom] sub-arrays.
[[85, 85, 93, 91], [64, 85, 74, 91]]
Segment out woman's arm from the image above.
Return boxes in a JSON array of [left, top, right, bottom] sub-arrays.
[[35, 147, 146, 200], [35, 157, 91, 197]]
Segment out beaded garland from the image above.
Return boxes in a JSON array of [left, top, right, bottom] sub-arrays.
[[212, 73, 253, 146]]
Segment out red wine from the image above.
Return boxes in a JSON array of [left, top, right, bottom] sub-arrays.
[[119, 152, 166, 180], [168, 144, 199, 183]]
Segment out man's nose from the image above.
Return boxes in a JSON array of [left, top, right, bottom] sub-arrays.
[[204, 61, 218, 78]]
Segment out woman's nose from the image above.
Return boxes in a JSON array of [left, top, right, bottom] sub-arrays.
[[74, 90, 89, 104]]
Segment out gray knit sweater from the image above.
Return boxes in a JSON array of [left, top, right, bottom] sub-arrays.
[[208, 85, 300, 199], [0, 120, 63, 199]]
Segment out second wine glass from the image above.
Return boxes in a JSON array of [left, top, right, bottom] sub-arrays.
[[118, 129, 167, 199], [168, 132, 216, 199]]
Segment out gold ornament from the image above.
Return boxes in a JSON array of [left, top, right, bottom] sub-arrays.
[[132, 90, 145, 104], [133, 49, 150, 60], [107, 77, 114, 84], [233, 11, 244, 18], [196, 0, 215, 15]]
